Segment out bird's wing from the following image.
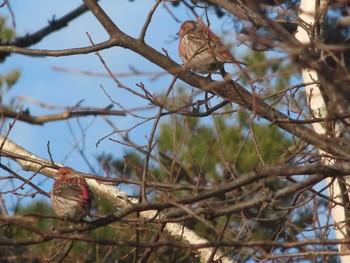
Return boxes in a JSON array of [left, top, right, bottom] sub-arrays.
[[53, 177, 91, 203]]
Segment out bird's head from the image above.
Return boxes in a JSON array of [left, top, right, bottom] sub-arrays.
[[177, 20, 197, 37], [56, 167, 75, 179]]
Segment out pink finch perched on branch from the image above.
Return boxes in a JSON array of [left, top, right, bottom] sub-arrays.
[[177, 20, 245, 74], [50, 167, 92, 222]]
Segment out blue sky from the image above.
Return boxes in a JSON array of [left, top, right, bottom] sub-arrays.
[[1, 1, 249, 201], [2, 1, 247, 171]]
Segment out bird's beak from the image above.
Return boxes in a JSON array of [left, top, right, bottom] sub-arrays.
[[176, 31, 180, 36]]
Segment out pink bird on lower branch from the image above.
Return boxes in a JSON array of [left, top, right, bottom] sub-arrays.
[[50, 167, 92, 222], [177, 20, 246, 74]]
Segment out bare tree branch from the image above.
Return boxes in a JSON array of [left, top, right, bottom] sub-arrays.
[[0, 2, 98, 61], [0, 106, 125, 125]]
